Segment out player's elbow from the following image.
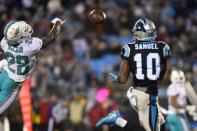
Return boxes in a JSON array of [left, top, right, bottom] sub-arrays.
[[119, 77, 128, 84]]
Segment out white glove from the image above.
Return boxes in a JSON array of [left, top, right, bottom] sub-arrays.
[[186, 105, 196, 114], [186, 105, 197, 121], [193, 114, 197, 121], [51, 18, 65, 25]]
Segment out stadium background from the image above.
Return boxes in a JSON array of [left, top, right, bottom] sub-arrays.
[[0, 0, 197, 131]]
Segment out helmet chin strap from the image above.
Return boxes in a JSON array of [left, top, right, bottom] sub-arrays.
[[134, 36, 156, 41], [8, 41, 20, 47], [8, 36, 27, 46]]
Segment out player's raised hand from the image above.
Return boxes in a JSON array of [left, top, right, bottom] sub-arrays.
[[50, 18, 65, 37], [186, 105, 196, 113], [51, 18, 65, 25], [41, 18, 65, 49], [186, 105, 197, 120]]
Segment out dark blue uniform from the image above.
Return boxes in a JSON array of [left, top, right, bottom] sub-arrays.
[[121, 40, 171, 95]]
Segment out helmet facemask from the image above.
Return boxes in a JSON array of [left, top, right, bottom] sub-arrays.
[[170, 70, 186, 84]]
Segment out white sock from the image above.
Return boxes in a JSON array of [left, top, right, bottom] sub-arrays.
[[115, 117, 127, 128]]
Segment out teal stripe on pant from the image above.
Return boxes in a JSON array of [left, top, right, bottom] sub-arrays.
[[149, 95, 158, 131]]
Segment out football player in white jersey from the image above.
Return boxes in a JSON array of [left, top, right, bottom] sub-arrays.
[[0, 18, 64, 114], [167, 70, 196, 131]]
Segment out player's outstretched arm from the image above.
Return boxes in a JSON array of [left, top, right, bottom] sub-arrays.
[[41, 18, 64, 49], [118, 60, 130, 84]]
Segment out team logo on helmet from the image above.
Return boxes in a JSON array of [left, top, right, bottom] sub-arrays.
[[4, 20, 33, 45], [132, 18, 157, 41]]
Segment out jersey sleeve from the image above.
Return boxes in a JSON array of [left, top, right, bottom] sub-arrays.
[[167, 84, 178, 96], [158, 41, 171, 81], [30, 37, 43, 53], [120, 44, 130, 61]]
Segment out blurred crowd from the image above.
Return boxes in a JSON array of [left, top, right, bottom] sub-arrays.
[[0, 0, 197, 131]]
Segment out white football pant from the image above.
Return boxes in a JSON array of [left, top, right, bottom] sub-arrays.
[[127, 87, 165, 131]]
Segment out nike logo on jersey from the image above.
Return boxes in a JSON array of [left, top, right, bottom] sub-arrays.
[[135, 43, 158, 50]]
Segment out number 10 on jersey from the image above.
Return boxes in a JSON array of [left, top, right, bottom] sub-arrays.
[[134, 53, 161, 80]]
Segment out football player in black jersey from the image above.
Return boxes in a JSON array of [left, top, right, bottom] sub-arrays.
[[96, 18, 171, 131]]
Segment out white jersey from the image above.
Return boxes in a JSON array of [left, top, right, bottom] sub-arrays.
[[0, 37, 43, 82], [167, 83, 187, 114]]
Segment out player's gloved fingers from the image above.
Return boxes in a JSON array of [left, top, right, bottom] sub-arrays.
[[186, 105, 196, 112], [51, 18, 65, 25], [51, 18, 61, 23], [62, 20, 66, 24], [109, 73, 118, 81]]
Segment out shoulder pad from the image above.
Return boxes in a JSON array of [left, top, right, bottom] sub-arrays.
[[127, 42, 135, 45], [163, 43, 171, 58], [122, 44, 131, 57], [29, 37, 43, 53]]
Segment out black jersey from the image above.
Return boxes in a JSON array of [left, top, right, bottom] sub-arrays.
[[121, 40, 171, 95]]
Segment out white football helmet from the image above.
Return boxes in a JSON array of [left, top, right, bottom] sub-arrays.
[[4, 20, 33, 45], [132, 18, 157, 41], [178, 70, 186, 83], [171, 70, 186, 83]]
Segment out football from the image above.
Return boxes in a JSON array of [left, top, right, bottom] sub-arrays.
[[89, 10, 106, 24]]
